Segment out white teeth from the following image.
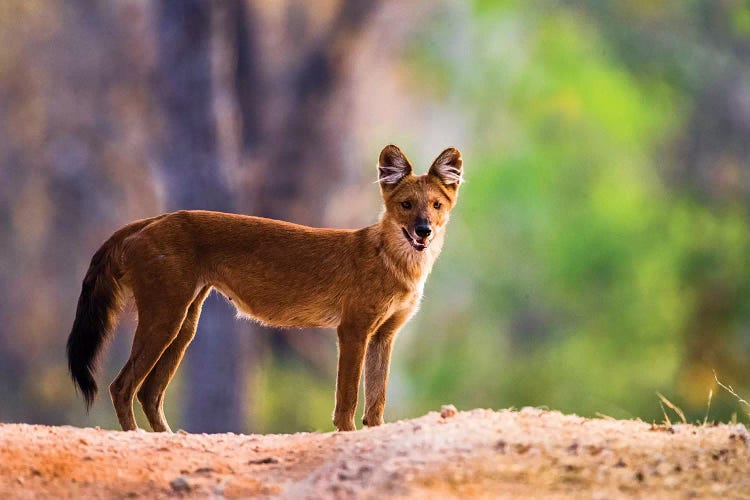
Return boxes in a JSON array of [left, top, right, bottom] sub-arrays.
[[402, 227, 428, 250]]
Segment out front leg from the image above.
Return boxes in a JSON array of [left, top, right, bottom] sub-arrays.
[[333, 319, 374, 431], [363, 308, 413, 427]]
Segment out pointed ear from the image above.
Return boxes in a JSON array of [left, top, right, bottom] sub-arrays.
[[428, 147, 463, 187], [378, 145, 413, 187]]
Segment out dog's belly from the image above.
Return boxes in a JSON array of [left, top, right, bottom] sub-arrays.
[[214, 286, 342, 329]]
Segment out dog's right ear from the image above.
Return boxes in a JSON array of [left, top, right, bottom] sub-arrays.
[[378, 145, 413, 189]]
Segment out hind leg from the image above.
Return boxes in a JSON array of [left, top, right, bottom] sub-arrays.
[[137, 286, 210, 432], [109, 290, 194, 431]]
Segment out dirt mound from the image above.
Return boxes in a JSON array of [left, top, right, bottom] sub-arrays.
[[1, 408, 748, 498]]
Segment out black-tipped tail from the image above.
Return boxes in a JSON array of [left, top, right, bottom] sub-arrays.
[[67, 242, 123, 410]]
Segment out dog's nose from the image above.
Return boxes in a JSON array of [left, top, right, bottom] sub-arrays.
[[415, 225, 432, 238]]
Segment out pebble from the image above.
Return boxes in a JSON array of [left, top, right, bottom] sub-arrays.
[[440, 404, 457, 419], [170, 476, 190, 493]]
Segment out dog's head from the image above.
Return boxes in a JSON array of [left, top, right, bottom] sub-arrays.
[[378, 145, 463, 252]]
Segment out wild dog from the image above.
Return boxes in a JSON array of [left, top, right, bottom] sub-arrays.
[[67, 145, 463, 432]]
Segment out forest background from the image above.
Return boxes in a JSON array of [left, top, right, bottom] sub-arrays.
[[2, 0, 750, 433]]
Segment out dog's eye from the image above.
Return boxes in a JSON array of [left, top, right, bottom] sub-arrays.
[[433, 201, 442, 210], [401, 201, 412, 210]]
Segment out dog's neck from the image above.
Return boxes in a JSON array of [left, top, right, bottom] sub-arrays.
[[376, 219, 444, 290]]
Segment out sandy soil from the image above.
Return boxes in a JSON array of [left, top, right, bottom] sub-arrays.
[[1, 407, 749, 499]]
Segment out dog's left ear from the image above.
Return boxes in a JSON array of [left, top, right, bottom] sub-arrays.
[[428, 147, 463, 188]]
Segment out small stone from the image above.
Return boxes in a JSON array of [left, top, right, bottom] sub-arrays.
[[586, 445, 603, 456], [170, 476, 190, 493], [440, 404, 457, 418], [249, 457, 278, 465], [514, 443, 531, 454], [566, 441, 579, 455]]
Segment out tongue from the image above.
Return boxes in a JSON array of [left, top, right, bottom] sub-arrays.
[[416, 237, 428, 246]]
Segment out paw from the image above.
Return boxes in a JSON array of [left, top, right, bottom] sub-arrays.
[[362, 415, 384, 427], [335, 422, 356, 432], [333, 416, 356, 432]]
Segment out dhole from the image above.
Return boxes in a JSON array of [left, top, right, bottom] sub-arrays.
[[67, 145, 463, 432]]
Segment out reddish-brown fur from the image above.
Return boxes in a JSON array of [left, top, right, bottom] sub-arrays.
[[66, 145, 463, 432]]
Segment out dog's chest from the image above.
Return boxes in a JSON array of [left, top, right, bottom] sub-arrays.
[[389, 280, 425, 313]]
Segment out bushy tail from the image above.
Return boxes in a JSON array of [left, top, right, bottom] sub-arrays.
[[67, 216, 162, 409]]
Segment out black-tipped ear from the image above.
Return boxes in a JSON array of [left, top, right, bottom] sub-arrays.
[[428, 147, 463, 187], [378, 145, 413, 187]]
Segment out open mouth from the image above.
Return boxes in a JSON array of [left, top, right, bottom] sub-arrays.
[[402, 227, 429, 251]]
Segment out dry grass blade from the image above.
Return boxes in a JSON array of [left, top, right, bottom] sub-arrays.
[[713, 370, 750, 417], [657, 392, 687, 425], [703, 389, 713, 426], [659, 401, 672, 428]]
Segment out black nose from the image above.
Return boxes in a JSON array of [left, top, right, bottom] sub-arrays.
[[415, 225, 432, 238]]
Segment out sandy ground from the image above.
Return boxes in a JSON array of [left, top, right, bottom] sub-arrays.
[[1, 407, 749, 499]]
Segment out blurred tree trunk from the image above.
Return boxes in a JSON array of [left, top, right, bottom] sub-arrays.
[[670, 6, 750, 395], [0, 0, 152, 424], [572, 0, 750, 403], [673, 70, 750, 394], [154, 0, 246, 433]]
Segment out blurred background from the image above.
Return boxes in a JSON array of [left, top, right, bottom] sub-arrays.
[[2, 0, 750, 433]]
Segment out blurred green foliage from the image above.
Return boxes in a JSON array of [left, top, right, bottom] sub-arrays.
[[244, 0, 750, 432], [2, 0, 749, 433], [393, 0, 750, 425]]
